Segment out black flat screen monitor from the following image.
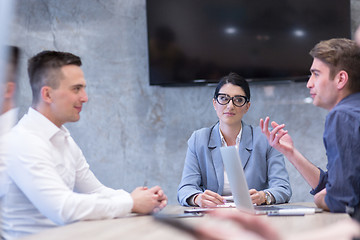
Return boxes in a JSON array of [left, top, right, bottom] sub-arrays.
[[146, 0, 351, 86]]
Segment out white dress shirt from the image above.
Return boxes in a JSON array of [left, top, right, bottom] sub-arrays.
[[1, 108, 133, 240]]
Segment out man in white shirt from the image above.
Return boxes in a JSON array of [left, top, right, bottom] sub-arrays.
[[1, 50, 167, 239]]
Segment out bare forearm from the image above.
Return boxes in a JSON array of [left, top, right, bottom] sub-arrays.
[[314, 189, 329, 211], [285, 148, 320, 189], [260, 118, 321, 189]]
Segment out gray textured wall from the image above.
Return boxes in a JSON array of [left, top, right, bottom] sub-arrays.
[[8, 0, 360, 204]]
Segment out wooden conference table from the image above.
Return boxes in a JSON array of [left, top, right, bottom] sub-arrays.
[[21, 203, 350, 240]]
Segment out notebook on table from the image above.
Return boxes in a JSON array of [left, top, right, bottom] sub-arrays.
[[219, 145, 322, 215]]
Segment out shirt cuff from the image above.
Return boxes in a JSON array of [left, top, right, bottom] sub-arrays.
[[186, 194, 199, 206], [310, 168, 327, 195], [266, 190, 276, 204], [112, 190, 134, 216]]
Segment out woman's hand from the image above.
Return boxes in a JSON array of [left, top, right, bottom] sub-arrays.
[[194, 190, 225, 207], [249, 189, 266, 205]]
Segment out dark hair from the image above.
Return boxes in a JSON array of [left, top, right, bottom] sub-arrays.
[[309, 38, 360, 93], [28, 50, 82, 104], [4, 45, 20, 84], [213, 72, 250, 101]]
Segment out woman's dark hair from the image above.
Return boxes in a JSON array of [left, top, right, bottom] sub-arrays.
[[213, 72, 251, 101]]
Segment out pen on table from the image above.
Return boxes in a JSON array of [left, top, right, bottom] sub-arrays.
[[267, 208, 315, 216], [268, 212, 305, 216]]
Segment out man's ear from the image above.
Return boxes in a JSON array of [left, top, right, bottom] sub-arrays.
[[4, 82, 16, 99], [40, 86, 53, 103], [336, 70, 349, 90]]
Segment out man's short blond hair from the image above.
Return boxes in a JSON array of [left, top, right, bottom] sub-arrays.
[[309, 38, 360, 93]]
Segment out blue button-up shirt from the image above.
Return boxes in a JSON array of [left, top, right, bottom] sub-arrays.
[[311, 92, 360, 212]]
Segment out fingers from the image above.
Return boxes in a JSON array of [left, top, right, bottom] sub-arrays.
[[248, 189, 257, 195], [210, 209, 254, 222], [269, 124, 287, 144], [156, 189, 168, 209], [272, 128, 288, 144], [201, 199, 218, 208], [210, 210, 280, 240], [203, 190, 225, 205], [270, 120, 280, 128], [149, 185, 161, 193], [158, 198, 168, 209], [132, 185, 168, 214], [249, 189, 263, 205], [260, 117, 270, 137], [149, 186, 167, 200], [260, 117, 287, 144], [196, 190, 225, 207], [209, 210, 258, 232], [259, 118, 264, 130], [149, 186, 168, 210], [154, 188, 165, 199]]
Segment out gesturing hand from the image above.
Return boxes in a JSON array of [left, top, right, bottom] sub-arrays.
[[260, 117, 294, 156]]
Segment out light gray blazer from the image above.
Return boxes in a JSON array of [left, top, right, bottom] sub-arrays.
[[177, 122, 292, 206]]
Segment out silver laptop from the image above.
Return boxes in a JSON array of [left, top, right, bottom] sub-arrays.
[[220, 145, 321, 215]]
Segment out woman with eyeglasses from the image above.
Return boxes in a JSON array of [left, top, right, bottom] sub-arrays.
[[177, 72, 292, 207]]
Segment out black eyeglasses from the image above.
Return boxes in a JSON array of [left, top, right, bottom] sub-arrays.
[[215, 93, 249, 107]]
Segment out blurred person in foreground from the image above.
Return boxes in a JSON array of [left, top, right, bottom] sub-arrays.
[[194, 209, 360, 240], [0, 45, 19, 136], [1, 50, 167, 239], [0, 45, 20, 238]]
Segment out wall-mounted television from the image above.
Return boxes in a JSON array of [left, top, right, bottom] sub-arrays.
[[146, 0, 351, 86]]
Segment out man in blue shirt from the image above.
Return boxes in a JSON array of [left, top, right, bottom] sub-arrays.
[[260, 38, 360, 213]]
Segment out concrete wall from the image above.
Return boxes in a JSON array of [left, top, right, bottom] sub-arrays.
[[8, 0, 360, 204]]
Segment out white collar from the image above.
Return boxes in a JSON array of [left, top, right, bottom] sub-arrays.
[[219, 126, 242, 147], [26, 107, 70, 140]]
